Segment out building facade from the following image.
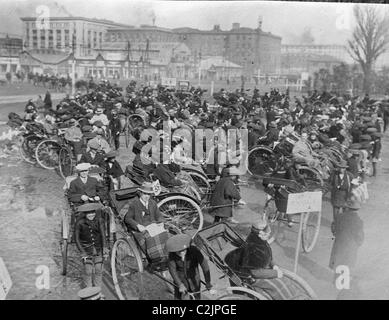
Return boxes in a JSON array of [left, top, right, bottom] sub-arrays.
[[20, 17, 131, 57], [0, 36, 23, 79]]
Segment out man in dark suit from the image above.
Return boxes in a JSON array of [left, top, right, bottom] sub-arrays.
[[68, 163, 106, 205], [209, 167, 243, 223], [80, 140, 105, 168], [124, 182, 164, 232]]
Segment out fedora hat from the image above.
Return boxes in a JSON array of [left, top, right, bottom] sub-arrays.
[[137, 181, 155, 194]]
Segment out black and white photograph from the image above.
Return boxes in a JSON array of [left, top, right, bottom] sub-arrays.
[[0, 0, 388, 302]]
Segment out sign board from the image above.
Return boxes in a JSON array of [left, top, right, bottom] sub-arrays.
[[178, 80, 190, 90], [286, 191, 322, 214], [0, 257, 12, 300], [161, 77, 176, 87]]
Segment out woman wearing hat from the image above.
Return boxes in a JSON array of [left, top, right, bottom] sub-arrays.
[[87, 127, 111, 154], [330, 159, 354, 235], [64, 118, 83, 162], [75, 202, 109, 288], [166, 234, 212, 300], [68, 163, 106, 206]]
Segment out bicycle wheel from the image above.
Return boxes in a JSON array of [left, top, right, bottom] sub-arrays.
[[157, 195, 203, 234], [301, 211, 321, 253], [111, 237, 144, 300], [19, 135, 42, 164], [35, 139, 61, 170], [59, 147, 74, 179], [217, 294, 254, 300]]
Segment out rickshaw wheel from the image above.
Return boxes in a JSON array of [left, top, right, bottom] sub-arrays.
[[248, 147, 277, 176], [217, 294, 254, 300], [297, 166, 324, 191], [111, 237, 144, 300], [301, 211, 321, 253], [59, 147, 74, 179], [35, 139, 61, 170], [184, 170, 211, 203], [280, 268, 317, 299], [19, 135, 41, 164], [61, 239, 68, 276], [157, 195, 203, 235]]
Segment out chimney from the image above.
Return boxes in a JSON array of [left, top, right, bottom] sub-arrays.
[[232, 23, 240, 30], [258, 16, 263, 30]]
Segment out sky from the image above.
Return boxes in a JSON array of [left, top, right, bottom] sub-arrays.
[[0, 0, 387, 45]]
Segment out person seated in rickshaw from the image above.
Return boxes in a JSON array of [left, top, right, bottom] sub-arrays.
[[87, 127, 111, 154], [64, 118, 84, 162], [89, 106, 109, 131], [104, 151, 123, 190], [81, 140, 106, 168], [259, 121, 279, 146], [166, 234, 213, 300], [292, 131, 321, 171], [127, 140, 156, 181], [124, 182, 169, 263], [224, 220, 306, 300], [74, 202, 109, 289], [68, 163, 106, 206]]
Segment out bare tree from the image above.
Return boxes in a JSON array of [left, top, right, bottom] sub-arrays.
[[347, 5, 389, 94]]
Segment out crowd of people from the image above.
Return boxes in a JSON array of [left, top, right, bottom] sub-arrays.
[[9, 78, 388, 299]]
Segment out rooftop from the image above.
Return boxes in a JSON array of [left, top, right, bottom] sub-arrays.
[[20, 16, 132, 28]]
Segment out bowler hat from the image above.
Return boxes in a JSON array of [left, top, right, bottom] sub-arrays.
[[93, 120, 104, 128], [166, 234, 191, 253]]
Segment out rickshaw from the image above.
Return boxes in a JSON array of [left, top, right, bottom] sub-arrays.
[[108, 186, 204, 300], [60, 171, 117, 276], [193, 222, 317, 300]]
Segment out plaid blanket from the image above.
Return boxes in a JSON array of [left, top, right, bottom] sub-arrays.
[[134, 231, 171, 263]]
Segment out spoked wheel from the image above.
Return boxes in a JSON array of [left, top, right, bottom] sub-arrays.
[[35, 139, 61, 170], [184, 170, 212, 203], [19, 135, 42, 164], [59, 147, 74, 179], [217, 294, 254, 300], [297, 166, 324, 191], [280, 268, 317, 300], [301, 211, 321, 253], [248, 147, 277, 176], [157, 195, 203, 235], [263, 198, 280, 243], [111, 237, 144, 300]]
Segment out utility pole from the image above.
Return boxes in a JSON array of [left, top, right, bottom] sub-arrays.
[[198, 51, 201, 87], [71, 33, 76, 96]]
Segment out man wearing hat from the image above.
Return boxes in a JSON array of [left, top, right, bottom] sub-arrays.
[[124, 181, 164, 234], [75, 202, 109, 288], [329, 195, 364, 297], [166, 234, 212, 300], [81, 140, 106, 168], [104, 151, 123, 190], [330, 159, 353, 235], [68, 163, 105, 205], [209, 167, 243, 224], [108, 109, 121, 150]]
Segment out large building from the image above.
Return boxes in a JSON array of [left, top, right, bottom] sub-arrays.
[[0, 36, 23, 79], [20, 16, 132, 57]]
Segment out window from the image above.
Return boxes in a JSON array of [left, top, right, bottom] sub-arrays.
[[1, 64, 7, 72]]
